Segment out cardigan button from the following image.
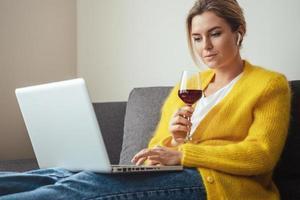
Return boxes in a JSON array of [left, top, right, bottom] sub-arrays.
[[206, 176, 214, 184]]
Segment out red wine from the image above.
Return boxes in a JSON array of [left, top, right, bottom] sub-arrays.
[[178, 89, 202, 105]]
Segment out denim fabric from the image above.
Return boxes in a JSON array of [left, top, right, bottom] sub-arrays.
[[0, 168, 206, 200]]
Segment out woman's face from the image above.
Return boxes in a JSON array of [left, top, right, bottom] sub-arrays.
[[191, 11, 240, 69]]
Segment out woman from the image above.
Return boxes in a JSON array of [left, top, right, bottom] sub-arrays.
[[0, 0, 290, 199], [133, 0, 291, 199]]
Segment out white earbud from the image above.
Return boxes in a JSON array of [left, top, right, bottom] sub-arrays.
[[237, 33, 241, 46]]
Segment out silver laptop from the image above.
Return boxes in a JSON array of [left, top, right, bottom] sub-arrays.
[[15, 78, 183, 173]]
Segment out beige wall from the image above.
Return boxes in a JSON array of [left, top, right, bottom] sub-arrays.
[[0, 0, 77, 160], [77, 0, 195, 102]]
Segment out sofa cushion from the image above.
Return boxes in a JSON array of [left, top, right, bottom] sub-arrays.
[[274, 81, 300, 179], [0, 159, 38, 172], [93, 102, 127, 164], [119, 87, 171, 164]]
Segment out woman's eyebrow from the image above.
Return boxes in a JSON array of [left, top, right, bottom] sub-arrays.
[[208, 26, 222, 32], [192, 26, 222, 35]]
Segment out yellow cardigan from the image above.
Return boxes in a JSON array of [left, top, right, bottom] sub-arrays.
[[148, 61, 291, 200]]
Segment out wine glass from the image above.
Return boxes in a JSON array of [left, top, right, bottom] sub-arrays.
[[178, 70, 202, 141]]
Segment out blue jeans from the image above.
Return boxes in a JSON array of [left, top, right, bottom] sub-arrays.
[[0, 168, 206, 200]]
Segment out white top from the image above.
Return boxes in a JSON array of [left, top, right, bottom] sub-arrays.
[[190, 73, 242, 136]]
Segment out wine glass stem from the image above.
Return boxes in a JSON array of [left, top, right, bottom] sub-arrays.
[[186, 116, 191, 141], [186, 104, 192, 141]]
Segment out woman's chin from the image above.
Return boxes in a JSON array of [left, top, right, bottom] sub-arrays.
[[203, 61, 218, 69]]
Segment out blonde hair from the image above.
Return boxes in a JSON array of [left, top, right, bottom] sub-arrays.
[[186, 0, 246, 65]]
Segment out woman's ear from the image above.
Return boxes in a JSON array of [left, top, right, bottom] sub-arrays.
[[237, 32, 241, 46]]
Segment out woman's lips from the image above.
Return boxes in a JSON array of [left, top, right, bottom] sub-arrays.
[[204, 54, 217, 60], [204, 53, 217, 58]]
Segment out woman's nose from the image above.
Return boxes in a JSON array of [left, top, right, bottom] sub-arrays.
[[203, 38, 213, 50]]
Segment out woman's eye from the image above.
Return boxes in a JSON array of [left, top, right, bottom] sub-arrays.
[[193, 37, 202, 43], [211, 32, 221, 37]]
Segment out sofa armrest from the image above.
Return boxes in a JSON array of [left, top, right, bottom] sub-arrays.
[[93, 102, 127, 164]]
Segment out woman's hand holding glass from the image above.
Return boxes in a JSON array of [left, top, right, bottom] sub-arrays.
[[169, 106, 194, 146]]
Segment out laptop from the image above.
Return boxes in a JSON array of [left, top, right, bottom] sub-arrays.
[[15, 78, 183, 173]]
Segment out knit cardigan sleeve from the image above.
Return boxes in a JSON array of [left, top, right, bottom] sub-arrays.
[[179, 75, 291, 176]]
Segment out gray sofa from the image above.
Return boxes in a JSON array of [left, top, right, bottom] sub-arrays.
[[0, 80, 299, 199]]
